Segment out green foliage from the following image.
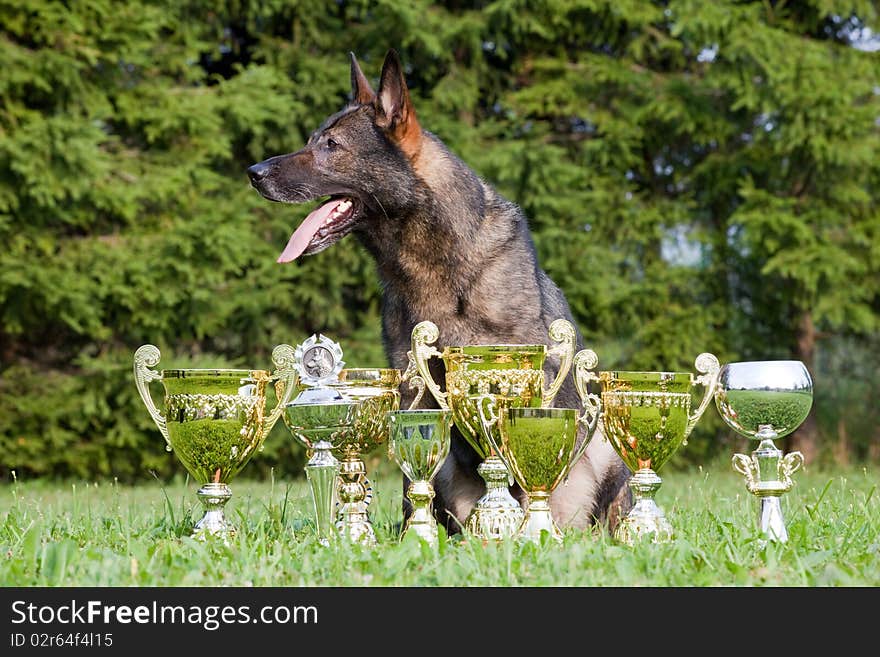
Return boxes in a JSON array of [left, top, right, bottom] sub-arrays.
[[1, 1, 879, 478]]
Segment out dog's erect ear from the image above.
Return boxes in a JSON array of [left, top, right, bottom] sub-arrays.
[[349, 52, 375, 104], [375, 49, 421, 159]]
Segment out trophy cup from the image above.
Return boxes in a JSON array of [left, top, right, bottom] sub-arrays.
[[387, 409, 453, 546], [476, 369, 601, 543], [411, 319, 577, 540], [714, 360, 812, 543], [575, 351, 720, 545], [133, 343, 297, 538]]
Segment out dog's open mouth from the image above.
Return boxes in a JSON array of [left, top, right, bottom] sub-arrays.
[[277, 196, 359, 263]]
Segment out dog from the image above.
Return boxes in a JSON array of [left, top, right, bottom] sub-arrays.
[[247, 49, 631, 535]]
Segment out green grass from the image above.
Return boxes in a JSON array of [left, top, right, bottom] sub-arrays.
[[1, 458, 878, 587]]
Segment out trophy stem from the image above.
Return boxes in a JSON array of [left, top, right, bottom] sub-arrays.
[[615, 469, 674, 545], [735, 438, 801, 543], [464, 455, 524, 540], [759, 496, 788, 543], [336, 456, 377, 546], [193, 483, 233, 539], [403, 480, 439, 546], [304, 440, 340, 546], [518, 492, 562, 543]]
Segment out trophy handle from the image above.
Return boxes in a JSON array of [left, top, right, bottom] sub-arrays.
[[475, 395, 515, 474], [685, 352, 721, 440], [404, 350, 427, 410], [401, 350, 417, 383], [133, 344, 170, 450], [732, 453, 758, 489], [411, 321, 448, 409], [570, 348, 601, 469], [542, 319, 576, 406], [781, 451, 805, 484], [265, 344, 299, 435]]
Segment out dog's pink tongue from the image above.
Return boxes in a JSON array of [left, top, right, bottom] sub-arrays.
[[277, 199, 344, 263]]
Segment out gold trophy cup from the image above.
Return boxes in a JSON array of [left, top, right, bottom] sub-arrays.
[[329, 367, 402, 545], [411, 319, 577, 540], [133, 343, 297, 538], [575, 351, 720, 545], [476, 366, 601, 543]]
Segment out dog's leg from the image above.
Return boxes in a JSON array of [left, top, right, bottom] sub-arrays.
[[596, 473, 633, 533], [549, 434, 631, 532]]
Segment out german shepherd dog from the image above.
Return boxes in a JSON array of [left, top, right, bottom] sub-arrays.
[[248, 50, 631, 534]]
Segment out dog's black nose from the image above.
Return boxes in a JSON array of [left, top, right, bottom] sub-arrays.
[[247, 162, 270, 184]]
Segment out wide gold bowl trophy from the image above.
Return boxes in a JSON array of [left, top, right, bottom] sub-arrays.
[[133, 344, 298, 539], [575, 350, 720, 545]]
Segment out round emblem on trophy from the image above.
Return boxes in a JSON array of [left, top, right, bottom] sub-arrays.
[[293, 334, 345, 386], [302, 345, 335, 379]]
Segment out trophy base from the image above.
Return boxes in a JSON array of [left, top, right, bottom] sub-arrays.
[[192, 483, 234, 541], [517, 492, 562, 543], [336, 456, 378, 546], [464, 457, 524, 541], [402, 481, 439, 547], [336, 502, 377, 546], [615, 502, 674, 545], [614, 469, 673, 545]]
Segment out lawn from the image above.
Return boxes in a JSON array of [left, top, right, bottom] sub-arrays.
[[1, 458, 877, 587]]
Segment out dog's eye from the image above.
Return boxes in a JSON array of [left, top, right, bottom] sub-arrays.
[[326, 138, 338, 151]]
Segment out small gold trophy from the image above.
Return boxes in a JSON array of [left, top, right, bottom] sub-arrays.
[[387, 409, 453, 546], [411, 319, 577, 540], [575, 351, 720, 545], [715, 360, 812, 543], [133, 344, 297, 539], [476, 384, 600, 542]]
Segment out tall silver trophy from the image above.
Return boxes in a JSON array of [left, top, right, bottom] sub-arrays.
[[282, 334, 402, 545], [714, 360, 812, 543], [281, 334, 352, 545]]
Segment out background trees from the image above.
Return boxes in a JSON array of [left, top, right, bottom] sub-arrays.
[[2, 0, 878, 480]]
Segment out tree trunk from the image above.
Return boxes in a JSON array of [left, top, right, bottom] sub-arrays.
[[833, 416, 849, 466], [869, 423, 880, 463], [786, 311, 819, 464]]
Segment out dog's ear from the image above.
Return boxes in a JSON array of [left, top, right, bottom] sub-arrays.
[[375, 49, 421, 159], [349, 52, 375, 104]]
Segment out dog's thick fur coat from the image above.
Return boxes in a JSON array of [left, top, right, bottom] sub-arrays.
[[248, 50, 631, 534]]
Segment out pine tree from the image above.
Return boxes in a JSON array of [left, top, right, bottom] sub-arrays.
[[2, 1, 878, 478]]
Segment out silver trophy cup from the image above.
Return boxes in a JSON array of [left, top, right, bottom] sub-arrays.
[[715, 360, 813, 543]]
